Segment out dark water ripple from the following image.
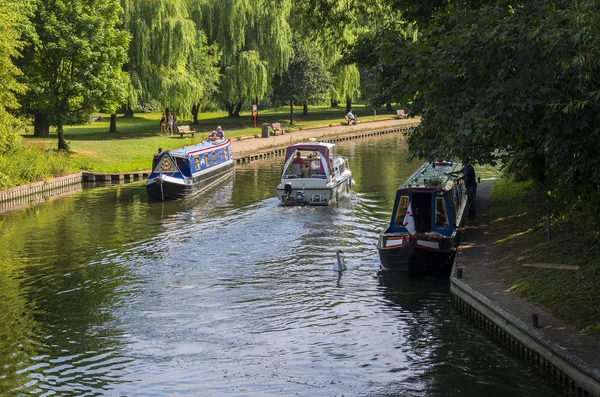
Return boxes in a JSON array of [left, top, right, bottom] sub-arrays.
[[0, 135, 566, 396]]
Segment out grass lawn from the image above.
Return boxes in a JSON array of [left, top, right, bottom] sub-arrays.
[[21, 104, 398, 173], [490, 179, 600, 340]]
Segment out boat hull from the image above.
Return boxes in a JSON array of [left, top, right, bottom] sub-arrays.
[[377, 232, 461, 275], [146, 161, 235, 201], [378, 245, 456, 275], [275, 175, 351, 206]]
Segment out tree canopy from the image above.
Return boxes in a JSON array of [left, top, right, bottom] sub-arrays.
[[18, 0, 129, 150], [121, 0, 220, 117]]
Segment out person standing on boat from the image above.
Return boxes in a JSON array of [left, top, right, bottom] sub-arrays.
[[216, 126, 225, 139]]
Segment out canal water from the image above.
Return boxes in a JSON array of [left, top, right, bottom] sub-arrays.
[[0, 134, 565, 396]]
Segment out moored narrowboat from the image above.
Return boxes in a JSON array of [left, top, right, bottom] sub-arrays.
[[376, 161, 468, 275], [146, 138, 235, 201]]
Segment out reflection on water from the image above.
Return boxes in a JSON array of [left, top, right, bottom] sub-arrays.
[[0, 134, 564, 396]]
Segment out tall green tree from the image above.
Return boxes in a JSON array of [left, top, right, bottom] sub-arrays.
[[273, 39, 331, 124], [121, 0, 220, 122], [0, 0, 30, 153], [19, 0, 129, 150], [192, 0, 293, 117]]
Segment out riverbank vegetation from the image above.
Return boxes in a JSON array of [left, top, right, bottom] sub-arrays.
[[490, 180, 600, 340]]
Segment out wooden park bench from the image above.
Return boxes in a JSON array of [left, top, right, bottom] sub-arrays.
[[396, 109, 408, 119], [271, 122, 282, 135], [178, 125, 196, 138]]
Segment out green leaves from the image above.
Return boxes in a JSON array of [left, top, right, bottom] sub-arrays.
[[19, 0, 129, 147]]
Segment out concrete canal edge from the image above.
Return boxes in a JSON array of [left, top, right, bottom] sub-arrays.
[[450, 272, 600, 396], [234, 123, 419, 164], [449, 182, 600, 397], [0, 171, 151, 211]]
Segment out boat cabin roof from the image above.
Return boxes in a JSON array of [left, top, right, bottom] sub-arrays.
[[168, 139, 230, 158], [284, 142, 335, 162], [399, 161, 462, 191]]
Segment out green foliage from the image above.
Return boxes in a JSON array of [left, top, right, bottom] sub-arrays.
[[358, 0, 599, 214], [220, 50, 268, 110], [329, 63, 360, 103], [193, 0, 293, 113], [18, 0, 130, 149], [0, 142, 73, 190], [274, 39, 331, 107], [0, 0, 30, 111], [122, 0, 220, 117]]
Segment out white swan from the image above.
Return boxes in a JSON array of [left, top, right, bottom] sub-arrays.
[[333, 249, 347, 272]]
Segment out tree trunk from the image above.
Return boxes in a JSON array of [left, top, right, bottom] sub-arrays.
[[290, 100, 294, 125], [57, 123, 68, 151], [233, 101, 243, 117], [386, 101, 393, 111], [33, 111, 50, 137], [109, 113, 117, 133], [331, 99, 338, 108], [123, 104, 134, 117], [303, 102, 308, 116], [345, 98, 352, 113], [191, 103, 199, 124], [225, 103, 235, 117], [373, 106, 377, 116]]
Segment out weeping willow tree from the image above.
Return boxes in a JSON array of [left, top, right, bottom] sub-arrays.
[[191, 0, 293, 117], [121, 0, 220, 123], [330, 63, 361, 111], [220, 51, 268, 117]]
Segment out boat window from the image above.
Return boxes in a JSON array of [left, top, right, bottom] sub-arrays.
[[176, 158, 192, 177], [224, 148, 229, 160], [204, 153, 210, 168], [193, 156, 200, 171], [212, 151, 217, 165], [435, 197, 450, 229], [394, 196, 410, 226]]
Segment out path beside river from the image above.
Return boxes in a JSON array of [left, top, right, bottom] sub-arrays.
[[453, 181, 600, 395], [229, 118, 418, 157]]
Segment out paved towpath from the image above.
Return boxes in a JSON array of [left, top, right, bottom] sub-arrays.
[[455, 181, 600, 389], [229, 118, 418, 157]]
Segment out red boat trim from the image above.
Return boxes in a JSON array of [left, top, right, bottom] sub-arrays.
[[188, 139, 231, 155]]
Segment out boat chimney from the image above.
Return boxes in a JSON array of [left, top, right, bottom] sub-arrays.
[[158, 148, 162, 153]]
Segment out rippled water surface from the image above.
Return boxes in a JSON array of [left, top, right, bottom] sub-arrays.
[[0, 135, 564, 396]]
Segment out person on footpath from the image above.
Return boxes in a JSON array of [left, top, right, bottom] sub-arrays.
[[159, 113, 167, 136], [167, 112, 174, 135]]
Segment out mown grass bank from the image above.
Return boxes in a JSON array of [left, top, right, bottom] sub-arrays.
[[17, 105, 395, 175], [490, 179, 600, 340]]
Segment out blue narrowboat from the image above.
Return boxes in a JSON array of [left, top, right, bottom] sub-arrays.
[[376, 161, 468, 274], [145, 138, 235, 201]]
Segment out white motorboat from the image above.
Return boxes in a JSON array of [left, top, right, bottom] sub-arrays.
[[276, 141, 354, 206]]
